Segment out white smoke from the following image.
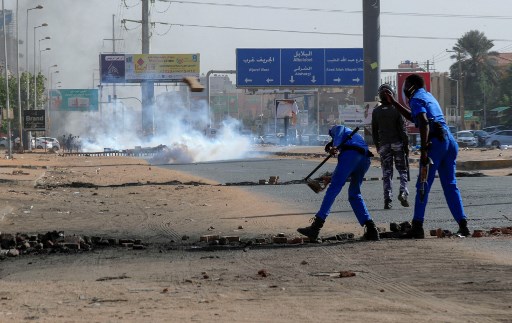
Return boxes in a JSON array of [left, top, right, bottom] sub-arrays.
[[53, 90, 253, 163]]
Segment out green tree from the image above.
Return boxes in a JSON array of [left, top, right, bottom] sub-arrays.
[[1, 72, 46, 135], [449, 30, 500, 113], [499, 64, 512, 107]]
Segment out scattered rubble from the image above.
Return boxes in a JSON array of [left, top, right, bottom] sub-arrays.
[[3, 223, 510, 261], [0, 231, 147, 259]]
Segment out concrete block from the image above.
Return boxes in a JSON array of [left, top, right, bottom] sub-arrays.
[[200, 235, 220, 242], [288, 237, 304, 244], [63, 243, 80, 250], [223, 236, 240, 243], [472, 230, 485, 238], [272, 236, 288, 244]]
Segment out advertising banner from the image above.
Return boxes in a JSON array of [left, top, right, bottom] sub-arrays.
[[397, 72, 431, 134], [23, 110, 45, 131], [338, 104, 365, 127], [100, 54, 126, 83], [125, 54, 200, 82], [50, 89, 99, 111]]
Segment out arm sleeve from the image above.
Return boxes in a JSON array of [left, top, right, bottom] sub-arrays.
[[397, 113, 409, 145]]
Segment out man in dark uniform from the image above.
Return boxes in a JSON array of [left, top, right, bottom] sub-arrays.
[[297, 125, 380, 242], [383, 74, 471, 238], [372, 84, 410, 209]]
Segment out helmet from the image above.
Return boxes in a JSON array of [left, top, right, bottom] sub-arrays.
[[378, 83, 396, 102], [328, 124, 344, 138]]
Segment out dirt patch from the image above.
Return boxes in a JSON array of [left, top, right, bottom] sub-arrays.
[[1, 151, 511, 322]]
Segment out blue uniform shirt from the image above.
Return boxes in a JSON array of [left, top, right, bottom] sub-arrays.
[[409, 88, 447, 130], [329, 125, 368, 151]]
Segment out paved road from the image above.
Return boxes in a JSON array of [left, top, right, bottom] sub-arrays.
[[159, 156, 512, 231]]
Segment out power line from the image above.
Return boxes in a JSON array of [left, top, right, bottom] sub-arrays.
[[152, 21, 512, 42], [160, 1, 512, 20]]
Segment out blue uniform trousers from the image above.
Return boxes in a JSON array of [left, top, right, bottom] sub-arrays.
[[316, 150, 372, 226], [413, 136, 467, 223]]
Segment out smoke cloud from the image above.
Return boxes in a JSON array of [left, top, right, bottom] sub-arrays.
[[51, 89, 253, 164]]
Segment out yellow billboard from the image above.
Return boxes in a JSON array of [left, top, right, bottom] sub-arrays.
[[125, 54, 200, 82]]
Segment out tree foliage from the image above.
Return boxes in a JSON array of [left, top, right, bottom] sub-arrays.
[[449, 30, 500, 110], [0, 72, 46, 134]]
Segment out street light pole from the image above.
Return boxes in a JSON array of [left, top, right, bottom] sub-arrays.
[[2, 0, 12, 158], [38, 36, 50, 72], [47, 66, 58, 134], [16, 0, 22, 151], [39, 48, 50, 72], [447, 49, 464, 130], [25, 5, 43, 151], [33, 23, 48, 111]]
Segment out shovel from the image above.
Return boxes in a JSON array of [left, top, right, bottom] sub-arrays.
[[304, 127, 359, 193]]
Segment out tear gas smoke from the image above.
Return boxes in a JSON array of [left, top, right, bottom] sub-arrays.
[[53, 90, 253, 163]]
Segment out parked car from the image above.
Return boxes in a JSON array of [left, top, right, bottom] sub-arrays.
[[482, 125, 506, 134], [257, 134, 282, 145], [0, 137, 12, 149], [455, 131, 477, 147], [485, 130, 512, 148], [316, 135, 331, 146], [448, 125, 457, 135], [35, 137, 61, 150], [469, 130, 490, 147]]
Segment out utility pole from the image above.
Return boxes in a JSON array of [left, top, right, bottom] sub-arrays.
[[103, 15, 123, 122], [446, 50, 464, 130], [458, 54, 465, 130], [112, 14, 117, 101], [141, 0, 154, 137], [2, 0, 12, 158], [362, 0, 380, 103]]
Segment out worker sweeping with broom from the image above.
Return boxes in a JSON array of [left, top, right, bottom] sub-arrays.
[[297, 124, 380, 242]]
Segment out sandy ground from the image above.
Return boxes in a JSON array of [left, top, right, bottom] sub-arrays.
[[0, 147, 511, 322]]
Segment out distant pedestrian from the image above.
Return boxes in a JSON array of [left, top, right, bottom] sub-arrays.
[[61, 135, 67, 152], [372, 83, 410, 209], [297, 124, 380, 242], [66, 134, 73, 153]]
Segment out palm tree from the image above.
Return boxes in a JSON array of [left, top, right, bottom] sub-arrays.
[[449, 30, 500, 128]]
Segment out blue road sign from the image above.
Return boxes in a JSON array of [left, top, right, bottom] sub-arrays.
[[236, 48, 363, 87], [236, 49, 280, 87], [325, 48, 364, 86], [281, 48, 325, 86]]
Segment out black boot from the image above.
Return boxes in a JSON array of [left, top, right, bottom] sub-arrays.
[[457, 219, 471, 237], [398, 192, 410, 207], [297, 217, 325, 241], [363, 220, 380, 241], [400, 220, 425, 239], [384, 199, 392, 210]]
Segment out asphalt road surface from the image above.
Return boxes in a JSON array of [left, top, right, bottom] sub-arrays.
[[160, 157, 512, 232]]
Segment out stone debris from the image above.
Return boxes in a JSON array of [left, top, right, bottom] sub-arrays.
[[268, 176, 279, 184], [0, 231, 147, 259], [471, 227, 512, 238], [339, 271, 356, 278], [257, 269, 269, 277], [379, 221, 412, 239]]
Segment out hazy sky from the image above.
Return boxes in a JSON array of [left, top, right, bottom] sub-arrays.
[[11, 0, 512, 90]]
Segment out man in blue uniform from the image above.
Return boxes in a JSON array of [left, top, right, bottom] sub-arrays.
[[383, 74, 471, 238], [297, 125, 380, 241], [372, 84, 410, 209]]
